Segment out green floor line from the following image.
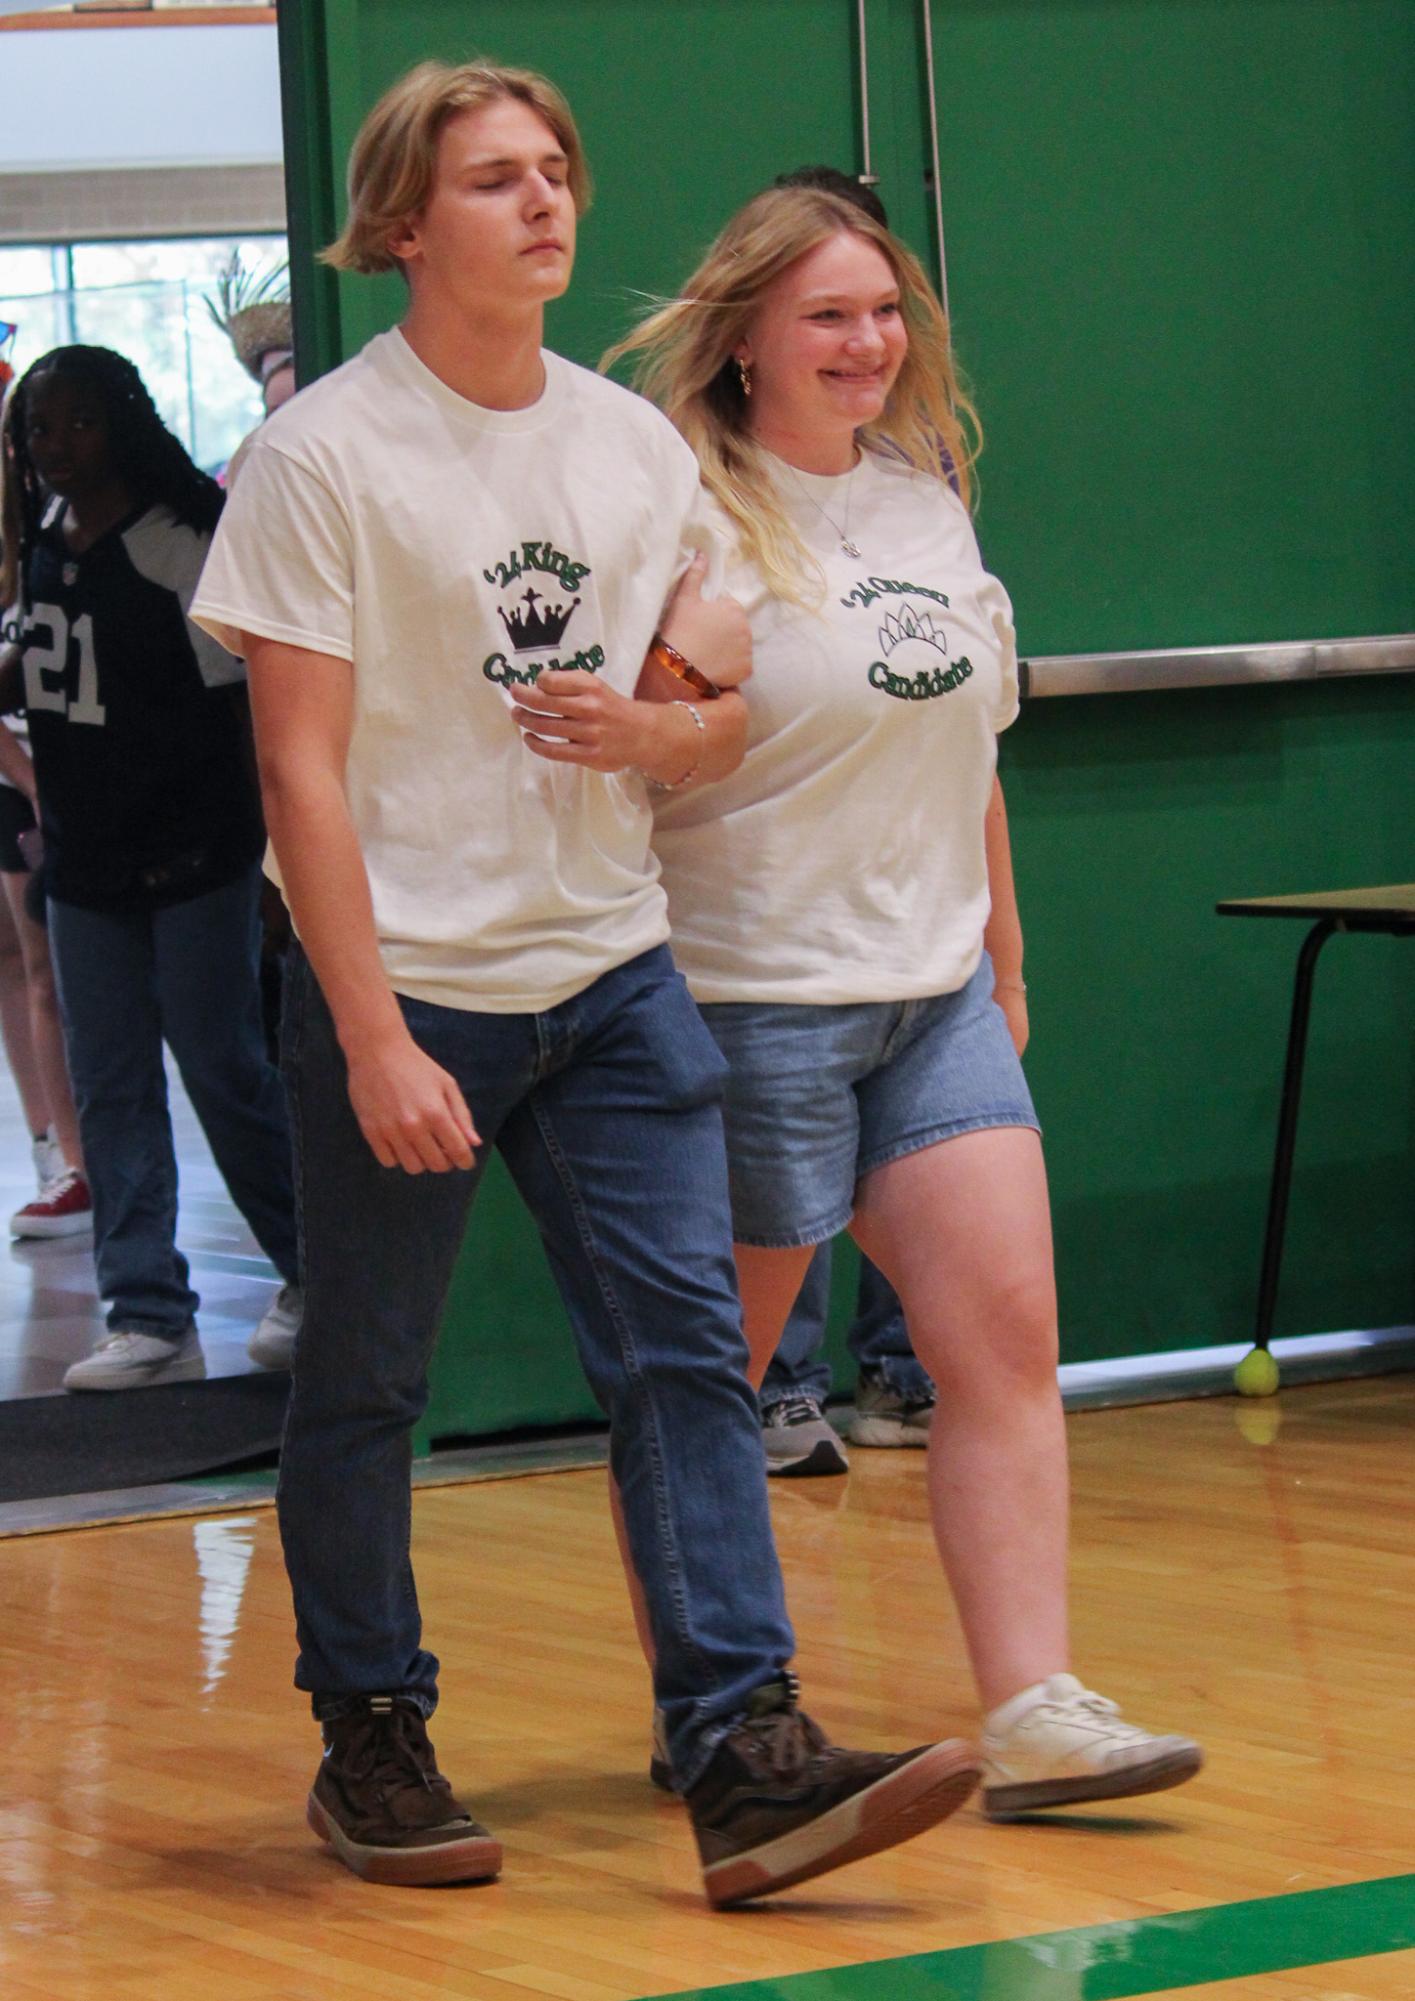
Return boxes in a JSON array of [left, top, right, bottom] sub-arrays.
[[645, 1873, 1415, 2001]]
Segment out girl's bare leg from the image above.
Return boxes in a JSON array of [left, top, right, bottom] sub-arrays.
[[850, 1126, 1069, 1711], [2, 872, 83, 1171], [0, 871, 50, 1145]]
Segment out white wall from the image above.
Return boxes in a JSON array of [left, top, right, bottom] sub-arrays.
[[0, 24, 282, 173]]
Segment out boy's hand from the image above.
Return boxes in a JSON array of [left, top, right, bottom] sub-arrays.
[[511, 670, 653, 772]]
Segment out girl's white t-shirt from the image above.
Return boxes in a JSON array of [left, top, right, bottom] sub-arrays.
[[653, 449, 1019, 1004], [193, 332, 707, 1013]]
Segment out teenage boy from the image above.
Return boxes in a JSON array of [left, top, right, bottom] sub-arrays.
[[192, 61, 977, 1906]]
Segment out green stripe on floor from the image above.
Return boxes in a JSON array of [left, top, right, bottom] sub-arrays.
[[645, 1873, 1415, 2000]]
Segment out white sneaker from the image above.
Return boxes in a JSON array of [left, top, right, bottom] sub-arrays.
[[247, 1282, 302, 1371], [981, 1673, 1203, 1817], [63, 1327, 206, 1393]]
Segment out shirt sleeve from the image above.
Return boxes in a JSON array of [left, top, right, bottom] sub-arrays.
[[190, 440, 355, 663], [983, 577, 1021, 734]]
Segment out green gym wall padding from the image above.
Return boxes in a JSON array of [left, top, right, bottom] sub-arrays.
[[275, 1, 1415, 1445]]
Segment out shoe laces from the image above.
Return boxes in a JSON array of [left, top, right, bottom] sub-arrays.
[[732, 1681, 829, 1779], [96, 1331, 148, 1356], [1035, 1686, 1150, 1744], [765, 1396, 824, 1429], [38, 1167, 84, 1201], [341, 1697, 445, 1797]]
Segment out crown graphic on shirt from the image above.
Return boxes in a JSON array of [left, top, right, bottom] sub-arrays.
[[498, 587, 582, 653], [878, 604, 950, 658]]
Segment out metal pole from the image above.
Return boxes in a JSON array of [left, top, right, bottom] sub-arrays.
[[856, 0, 880, 187], [920, 1, 950, 316], [1252, 918, 1338, 1351]]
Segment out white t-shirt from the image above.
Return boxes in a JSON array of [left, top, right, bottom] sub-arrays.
[[653, 448, 1019, 1004], [193, 331, 707, 1012]]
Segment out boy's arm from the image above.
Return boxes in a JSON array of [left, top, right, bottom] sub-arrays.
[[241, 632, 479, 1175], [508, 555, 752, 790]]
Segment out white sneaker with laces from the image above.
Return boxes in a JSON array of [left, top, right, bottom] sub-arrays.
[[981, 1673, 1203, 1817], [63, 1327, 206, 1393], [247, 1282, 303, 1371]]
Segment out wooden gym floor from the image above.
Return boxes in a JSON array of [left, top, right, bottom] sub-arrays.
[[2, 1375, 1413, 2000]]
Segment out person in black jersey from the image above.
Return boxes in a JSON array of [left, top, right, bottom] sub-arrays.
[[0, 345, 300, 1389]]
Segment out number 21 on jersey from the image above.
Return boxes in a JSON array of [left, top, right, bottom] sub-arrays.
[[23, 602, 107, 727]]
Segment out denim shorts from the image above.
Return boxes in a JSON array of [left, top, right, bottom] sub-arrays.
[[698, 951, 1040, 1248]]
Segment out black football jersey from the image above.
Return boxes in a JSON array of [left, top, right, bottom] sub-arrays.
[[21, 502, 264, 910]]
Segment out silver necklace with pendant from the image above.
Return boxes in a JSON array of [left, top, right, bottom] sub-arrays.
[[784, 463, 861, 559]]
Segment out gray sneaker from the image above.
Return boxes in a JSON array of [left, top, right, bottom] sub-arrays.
[[762, 1396, 849, 1477], [247, 1281, 302, 1371], [849, 1369, 936, 1448], [63, 1326, 205, 1392]]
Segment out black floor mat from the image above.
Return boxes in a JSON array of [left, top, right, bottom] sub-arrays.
[[0, 1372, 290, 1502]]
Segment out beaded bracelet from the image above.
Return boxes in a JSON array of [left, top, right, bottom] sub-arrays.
[[641, 699, 705, 791]]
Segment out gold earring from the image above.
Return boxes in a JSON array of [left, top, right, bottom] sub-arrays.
[[736, 357, 752, 398]]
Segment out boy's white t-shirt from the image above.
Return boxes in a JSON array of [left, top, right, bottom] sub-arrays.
[[192, 331, 707, 1012], [653, 449, 1019, 1005]]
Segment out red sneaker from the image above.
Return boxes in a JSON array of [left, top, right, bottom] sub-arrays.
[[10, 1167, 93, 1240]]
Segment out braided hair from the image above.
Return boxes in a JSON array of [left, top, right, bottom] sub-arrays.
[[1, 344, 223, 613]]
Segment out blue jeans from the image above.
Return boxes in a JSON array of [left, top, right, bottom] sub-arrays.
[[48, 866, 297, 1335], [762, 1248, 934, 1409], [277, 943, 794, 1787]]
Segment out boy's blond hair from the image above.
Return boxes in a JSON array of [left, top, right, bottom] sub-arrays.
[[323, 59, 591, 276]]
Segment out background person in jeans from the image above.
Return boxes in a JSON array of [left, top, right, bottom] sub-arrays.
[[762, 1244, 935, 1474], [191, 58, 978, 1907], [0, 344, 300, 1387]]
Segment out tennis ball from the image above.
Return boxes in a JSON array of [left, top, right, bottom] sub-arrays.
[[1234, 1347, 1280, 1398], [1234, 1402, 1282, 1447]]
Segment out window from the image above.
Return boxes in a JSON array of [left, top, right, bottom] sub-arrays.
[[0, 233, 287, 475]]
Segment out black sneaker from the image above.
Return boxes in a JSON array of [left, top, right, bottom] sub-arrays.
[[306, 1695, 502, 1886], [685, 1678, 979, 1907], [762, 1396, 850, 1477]]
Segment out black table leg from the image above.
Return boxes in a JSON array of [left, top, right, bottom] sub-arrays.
[[1253, 918, 1339, 1352]]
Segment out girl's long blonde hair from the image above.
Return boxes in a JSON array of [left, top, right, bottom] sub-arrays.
[[605, 188, 980, 601]]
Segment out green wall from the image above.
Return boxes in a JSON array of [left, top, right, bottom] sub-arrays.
[[275, 1, 1415, 1445]]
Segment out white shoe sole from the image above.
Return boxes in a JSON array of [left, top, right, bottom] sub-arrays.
[[63, 1352, 207, 1393], [247, 1332, 295, 1371], [307, 1790, 502, 1886], [701, 1738, 979, 1908], [983, 1742, 1204, 1817], [10, 1212, 94, 1240]]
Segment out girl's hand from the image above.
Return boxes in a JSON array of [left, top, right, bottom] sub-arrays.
[[995, 982, 1029, 1058], [511, 670, 656, 773], [660, 554, 752, 689]]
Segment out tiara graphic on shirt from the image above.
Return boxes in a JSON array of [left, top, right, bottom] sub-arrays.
[[879, 604, 950, 660]]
